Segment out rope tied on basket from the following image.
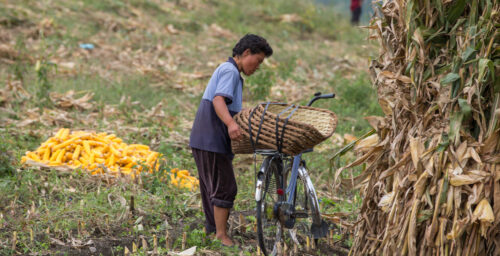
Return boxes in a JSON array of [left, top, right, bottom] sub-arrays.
[[275, 104, 299, 153], [248, 102, 299, 153], [248, 103, 270, 152], [233, 103, 337, 156]]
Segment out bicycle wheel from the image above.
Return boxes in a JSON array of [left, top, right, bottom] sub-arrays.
[[284, 164, 323, 243], [256, 157, 284, 256], [296, 166, 321, 225]]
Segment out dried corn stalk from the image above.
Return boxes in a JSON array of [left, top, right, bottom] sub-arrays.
[[344, 0, 500, 255]]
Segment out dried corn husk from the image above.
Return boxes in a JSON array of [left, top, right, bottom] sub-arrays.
[[341, 0, 500, 255]]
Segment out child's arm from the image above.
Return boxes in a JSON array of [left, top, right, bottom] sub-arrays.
[[213, 96, 242, 140]]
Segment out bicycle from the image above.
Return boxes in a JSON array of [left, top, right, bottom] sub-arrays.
[[253, 92, 335, 256]]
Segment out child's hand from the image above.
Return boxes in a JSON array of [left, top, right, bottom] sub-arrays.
[[228, 122, 242, 141]]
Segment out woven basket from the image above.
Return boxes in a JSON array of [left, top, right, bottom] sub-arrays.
[[232, 103, 337, 155]]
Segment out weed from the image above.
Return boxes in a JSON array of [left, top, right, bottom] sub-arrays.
[[35, 60, 56, 109], [0, 134, 15, 177], [12, 36, 29, 82]]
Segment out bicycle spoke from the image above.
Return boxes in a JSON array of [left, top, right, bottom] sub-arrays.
[[280, 164, 324, 249], [256, 157, 283, 256]]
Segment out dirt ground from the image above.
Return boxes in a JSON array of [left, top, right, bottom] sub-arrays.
[[42, 209, 349, 256]]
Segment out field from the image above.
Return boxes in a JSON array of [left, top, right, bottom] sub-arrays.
[[0, 0, 381, 255]]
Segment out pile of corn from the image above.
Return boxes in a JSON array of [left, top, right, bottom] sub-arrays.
[[169, 168, 199, 190], [20, 128, 161, 177]]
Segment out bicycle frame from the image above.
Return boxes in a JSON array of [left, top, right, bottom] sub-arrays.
[[286, 92, 335, 214], [255, 92, 335, 226], [254, 92, 334, 255], [285, 154, 302, 208]]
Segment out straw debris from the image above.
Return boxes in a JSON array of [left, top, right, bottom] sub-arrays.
[[344, 0, 500, 255]]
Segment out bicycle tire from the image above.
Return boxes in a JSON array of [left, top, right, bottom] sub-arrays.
[[297, 166, 321, 225], [284, 164, 322, 245], [256, 157, 284, 256]]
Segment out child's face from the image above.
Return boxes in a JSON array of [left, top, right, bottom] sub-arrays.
[[240, 50, 266, 76]]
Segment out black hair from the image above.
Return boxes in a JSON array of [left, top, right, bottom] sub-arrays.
[[232, 34, 273, 57]]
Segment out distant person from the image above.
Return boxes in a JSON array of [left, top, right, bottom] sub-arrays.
[[350, 0, 363, 25], [189, 34, 273, 246]]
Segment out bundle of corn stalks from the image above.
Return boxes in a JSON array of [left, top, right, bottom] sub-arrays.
[[343, 0, 499, 255]]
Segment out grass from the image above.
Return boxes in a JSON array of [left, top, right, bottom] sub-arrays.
[[0, 0, 380, 254], [0, 166, 203, 255]]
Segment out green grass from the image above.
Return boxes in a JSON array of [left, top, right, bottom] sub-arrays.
[[0, 0, 380, 254], [0, 166, 202, 254]]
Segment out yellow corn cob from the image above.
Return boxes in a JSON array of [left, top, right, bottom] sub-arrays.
[[54, 128, 65, 139], [109, 144, 122, 158], [52, 136, 79, 151], [88, 141, 106, 147], [72, 145, 81, 160], [60, 128, 70, 141], [48, 161, 60, 166], [64, 152, 73, 162], [79, 157, 88, 167], [91, 168, 102, 175], [91, 136, 110, 145], [42, 148, 51, 162], [88, 152, 95, 165], [95, 157, 105, 164], [55, 149, 66, 164], [83, 141, 91, 155], [124, 161, 135, 169], [105, 134, 116, 140], [129, 144, 150, 150], [73, 160, 82, 167], [93, 146, 105, 154], [26, 152, 39, 161], [45, 142, 56, 150], [50, 149, 61, 162], [146, 152, 158, 163], [108, 153, 116, 167], [171, 179, 178, 186]]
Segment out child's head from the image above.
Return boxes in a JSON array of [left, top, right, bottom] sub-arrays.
[[232, 34, 273, 76]]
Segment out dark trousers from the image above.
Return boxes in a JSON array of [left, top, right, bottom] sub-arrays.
[[192, 148, 237, 234], [351, 7, 361, 25]]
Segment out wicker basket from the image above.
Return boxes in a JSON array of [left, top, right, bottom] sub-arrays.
[[231, 103, 337, 155]]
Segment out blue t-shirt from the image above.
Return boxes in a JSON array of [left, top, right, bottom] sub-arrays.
[[189, 57, 243, 155]]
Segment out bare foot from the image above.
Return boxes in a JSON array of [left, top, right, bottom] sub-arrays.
[[215, 234, 234, 246]]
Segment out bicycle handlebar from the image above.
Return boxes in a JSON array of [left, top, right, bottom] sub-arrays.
[[307, 92, 335, 106]]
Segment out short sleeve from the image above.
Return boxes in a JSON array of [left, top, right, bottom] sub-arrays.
[[214, 69, 239, 104]]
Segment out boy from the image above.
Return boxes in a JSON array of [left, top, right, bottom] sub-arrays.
[[189, 34, 273, 246]]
